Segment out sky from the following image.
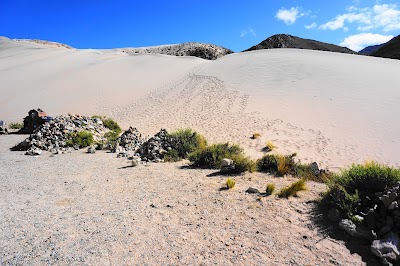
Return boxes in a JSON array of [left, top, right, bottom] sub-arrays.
[[0, 0, 399, 52]]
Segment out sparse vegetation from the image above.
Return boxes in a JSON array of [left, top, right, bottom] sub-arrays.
[[278, 179, 307, 198], [231, 155, 256, 173], [251, 132, 261, 139], [226, 178, 236, 189], [324, 162, 400, 216], [102, 118, 122, 134], [265, 141, 276, 151], [266, 183, 275, 195], [104, 130, 120, 146], [188, 143, 243, 169], [8, 122, 23, 129], [165, 129, 207, 162], [257, 154, 278, 173], [66, 131, 94, 148]]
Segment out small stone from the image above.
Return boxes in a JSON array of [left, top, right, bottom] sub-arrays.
[[339, 219, 371, 240], [246, 187, 260, 194], [371, 231, 400, 261], [221, 158, 233, 167], [87, 147, 96, 154], [131, 158, 140, 167]]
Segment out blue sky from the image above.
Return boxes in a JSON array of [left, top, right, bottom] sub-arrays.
[[0, 0, 399, 51]]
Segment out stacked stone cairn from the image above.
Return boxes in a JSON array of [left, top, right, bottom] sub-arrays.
[[334, 182, 400, 264], [137, 129, 175, 163], [11, 114, 108, 155], [112, 127, 145, 158]]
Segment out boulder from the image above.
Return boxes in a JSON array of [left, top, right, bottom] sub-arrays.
[[246, 187, 261, 194], [339, 219, 371, 240], [221, 158, 233, 167], [371, 232, 400, 262]]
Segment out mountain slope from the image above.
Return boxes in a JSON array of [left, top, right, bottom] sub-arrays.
[[244, 34, 354, 54], [359, 44, 384, 55], [371, 35, 400, 60]]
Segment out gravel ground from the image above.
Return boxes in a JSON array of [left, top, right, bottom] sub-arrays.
[[0, 135, 375, 265]]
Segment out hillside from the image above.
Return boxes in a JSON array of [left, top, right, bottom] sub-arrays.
[[244, 34, 354, 54], [117, 42, 233, 60], [359, 44, 383, 55], [371, 35, 400, 60]]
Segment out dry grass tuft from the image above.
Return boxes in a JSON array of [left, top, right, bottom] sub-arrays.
[[266, 183, 275, 196], [251, 132, 261, 139], [278, 179, 307, 198], [265, 141, 277, 151], [226, 178, 236, 189]]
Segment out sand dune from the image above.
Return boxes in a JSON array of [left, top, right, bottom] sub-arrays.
[[1, 37, 400, 168]]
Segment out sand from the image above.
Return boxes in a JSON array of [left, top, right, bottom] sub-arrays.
[[1, 37, 399, 169], [1, 36, 399, 265], [0, 135, 375, 265]]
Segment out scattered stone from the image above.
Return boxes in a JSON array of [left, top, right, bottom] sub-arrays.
[[310, 162, 320, 175], [131, 157, 141, 167], [25, 147, 42, 156], [371, 232, 400, 262], [220, 164, 235, 174], [339, 219, 371, 240], [246, 188, 261, 194], [11, 114, 109, 155], [87, 147, 96, 154]]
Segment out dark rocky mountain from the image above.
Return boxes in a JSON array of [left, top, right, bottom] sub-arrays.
[[359, 44, 384, 55], [244, 34, 354, 54], [371, 35, 400, 60]]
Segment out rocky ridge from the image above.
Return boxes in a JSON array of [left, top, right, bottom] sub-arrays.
[[119, 42, 233, 60], [244, 34, 355, 54]]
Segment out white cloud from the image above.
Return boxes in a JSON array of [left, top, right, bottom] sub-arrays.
[[276, 7, 302, 25], [339, 33, 393, 51], [305, 22, 317, 29], [240, 27, 256, 38], [319, 4, 400, 32]]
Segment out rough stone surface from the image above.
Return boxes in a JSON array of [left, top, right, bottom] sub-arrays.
[[245, 187, 261, 194], [371, 232, 400, 262], [221, 158, 233, 167]]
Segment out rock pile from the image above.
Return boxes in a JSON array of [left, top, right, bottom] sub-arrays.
[[11, 114, 108, 155], [336, 182, 400, 264], [137, 129, 174, 162], [112, 127, 145, 156]]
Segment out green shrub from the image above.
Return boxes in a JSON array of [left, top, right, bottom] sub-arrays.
[[294, 163, 334, 183], [266, 183, 275, 195], [166, 129, 207, 161], [102, 118, 122, 134], [278, 179, 307, 198], [257, 154, 278, 173], [325, 162, 400, 216], [66, 131, 94, 148], [226, 178, 236, 189], [231, 155, 256, 173], [8, 122, 23, 129], [188, 143, 243, 169], [104, 131, 120, 145]]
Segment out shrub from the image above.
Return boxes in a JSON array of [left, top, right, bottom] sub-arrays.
[[265, 141, 276, 151], [231, 155, 256, 173], [104, 131, 120, 146], [8, 122, 23, 129], [166, 129, 207, 161], [278, 179, 307, 198], [66, 131, 94, 148], [226, 178, 236, 189], [257, 154, 278, 173], [251, 132, 261, 139], [325, 162, 400, 216], [277, 155, 290, 176], [188, 143, 243, 169], [102, 118, 122, 134], [294, 163, 334, 183], [266, 183, 275, 195]]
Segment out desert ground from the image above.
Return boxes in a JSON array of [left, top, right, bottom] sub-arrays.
[[1, 37, 399, 265]]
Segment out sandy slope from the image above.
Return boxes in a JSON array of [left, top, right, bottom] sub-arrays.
[[1, 37, 400, 169]]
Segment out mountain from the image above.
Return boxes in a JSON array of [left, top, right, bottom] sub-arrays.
[[371, 35, 400, 60], [244, 34, 354, 54], [359, 44, 384, 55], [117, 42, 233, 60]]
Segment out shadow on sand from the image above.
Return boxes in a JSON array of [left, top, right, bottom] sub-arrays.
[[309, 201, 381, 265]]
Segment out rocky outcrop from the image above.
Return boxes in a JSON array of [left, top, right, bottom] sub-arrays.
[[120, 42, 233, 60]]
